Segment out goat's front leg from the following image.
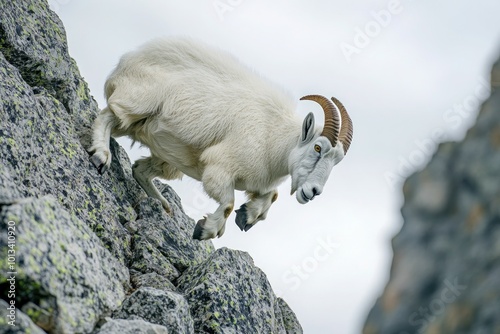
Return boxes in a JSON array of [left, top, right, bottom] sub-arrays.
[[235, 189, 278, 232], [193, 166, 234, 240]]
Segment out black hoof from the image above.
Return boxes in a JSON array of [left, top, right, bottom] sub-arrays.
[[97, 164, 106, 175], [192, 217, 206, 240], [90, 154, 108, 175], [235, 204, 248, 231]]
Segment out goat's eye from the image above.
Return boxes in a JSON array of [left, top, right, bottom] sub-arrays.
[[314, 144, 321, 153]]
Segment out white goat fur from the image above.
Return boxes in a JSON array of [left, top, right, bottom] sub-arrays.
[[90, 38, 345, 240]]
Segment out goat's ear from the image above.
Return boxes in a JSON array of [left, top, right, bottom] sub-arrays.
[[301, 112, 315, 144]]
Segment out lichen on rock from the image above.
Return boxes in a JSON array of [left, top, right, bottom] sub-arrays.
[[177, 248, 300, 334], [0, 196, 129, 333], [94, 318, 169, 334], [113, 287, 194, 334]]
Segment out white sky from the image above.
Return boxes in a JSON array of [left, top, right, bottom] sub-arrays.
[[50, 1, 500, 333]]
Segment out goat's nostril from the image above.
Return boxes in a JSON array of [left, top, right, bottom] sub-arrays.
[[312, 187, 318, 196]]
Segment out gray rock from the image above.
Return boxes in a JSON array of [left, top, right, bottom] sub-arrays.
[[0, 10, 139, 266], [177, 248, 290, 334], [129, 234, 181, 282], [0, 166, 22, 204], [94, 318, 169, 334], [0, 196, 129, 333], [130, 270, 177, 292], [364, 56, 500, 333], [0, 0, 95, 141], [277, 298, 304, 334], [134, 194, 214, 272], [113, 287, 194, 334], [0, 300, 47, 334]]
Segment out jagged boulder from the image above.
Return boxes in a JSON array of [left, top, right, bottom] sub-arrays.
[[94, 319, 169, 334], [0, 197, 129, 333], [177, 248, 303, 334], [363, 56, 500, 333], [132, 193, 214, 273], [113, 287, 194, 334], [0, 1, 302, 333], [277, 298, 303, 334], [0, 0, 138, 266]]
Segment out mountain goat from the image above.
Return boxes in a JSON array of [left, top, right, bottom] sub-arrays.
[[89, 38, 353, 240]]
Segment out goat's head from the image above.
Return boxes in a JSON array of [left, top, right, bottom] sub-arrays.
[[289, 95, 353, 204]]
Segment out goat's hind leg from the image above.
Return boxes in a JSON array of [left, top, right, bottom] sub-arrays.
[[89, 106, 118, 174], [132, 156, 183, 213], [235, 189, 278, 232]]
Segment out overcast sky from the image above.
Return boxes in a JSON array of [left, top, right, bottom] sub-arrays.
[[50, 1, 500, 333]]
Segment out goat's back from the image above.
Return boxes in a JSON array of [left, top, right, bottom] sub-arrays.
[[105, 38, 297, 149]]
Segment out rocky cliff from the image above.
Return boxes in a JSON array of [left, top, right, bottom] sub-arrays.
[[363, 55, 500, 332], [0, 1, 303, 333]]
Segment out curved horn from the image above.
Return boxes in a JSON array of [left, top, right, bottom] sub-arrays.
[[331, 97, 353, 154], [300, 95, 340, 147]]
